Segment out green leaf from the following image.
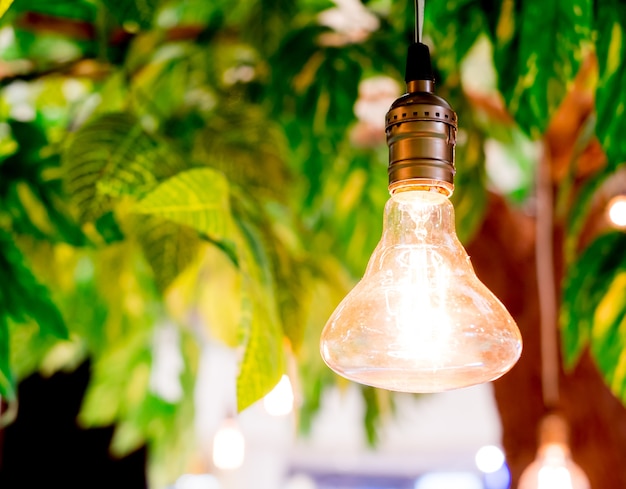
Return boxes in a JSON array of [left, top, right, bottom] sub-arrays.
[[270, 24, 363, 140], [134, 216, 203, 294], [135, 168, 233, 241], [130, 50, 195, 122], [0, 0, 13, 19], [144, 330, 198, 488], [81, 323, 197, 488], [235, 217, 284, 412], [564, 164, 623, 265], [0, 121, 84, 245], [0, 317, 14, 399], [243, 0, 296, 56], [561, 232, 626, 369], [590, 271, 626, 400], [241, 201, 309, 351], [94, 211, 125, 244], [490, 0, 592, 137], [196, 246, 242, 347], [272, 251, 307, 351], [427, 0, 489, 80], [362, 386, 380, 446], [63, 112, 183, 223], [0, 230, 69, 398], [0, 230, 67, 340], [362, 386, 396, 446], [101, 0, 159, 29], [195, 106, 291, 203], [297, 265, 350, 434], [79, 329, 151, 427], [9, 0, 96, 21], [595, 1, 626, 169]]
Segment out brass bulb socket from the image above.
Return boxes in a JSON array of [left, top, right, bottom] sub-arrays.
[[385, 85, 458, 190]]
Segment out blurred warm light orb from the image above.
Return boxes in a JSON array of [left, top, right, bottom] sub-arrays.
[[212, 419, 245, 470], [263, 374, 295, 416], [607, 195, 626, 228]]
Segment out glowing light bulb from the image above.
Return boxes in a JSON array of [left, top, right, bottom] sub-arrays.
[[263, 374, 295, 416], [320, 187, 522, 392], [519, 444, 590, 489], [519, 415, 590, 489], [607, 195, 626, 228], [212, 418, 245, 470]]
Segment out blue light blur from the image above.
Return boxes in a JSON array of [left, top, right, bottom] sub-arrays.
[[483, 463, 511, 489]]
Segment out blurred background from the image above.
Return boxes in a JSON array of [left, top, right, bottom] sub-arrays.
[[0, 0, 625, 488]]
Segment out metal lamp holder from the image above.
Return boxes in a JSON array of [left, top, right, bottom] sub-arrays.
[[385, 6, 458, 195]]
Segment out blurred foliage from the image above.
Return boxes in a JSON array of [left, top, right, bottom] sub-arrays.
[[0, 0, 624, 487], [562, 233, 626, 376], [490, 0, 592, 138]]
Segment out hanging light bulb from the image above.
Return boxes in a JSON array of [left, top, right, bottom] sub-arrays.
[[519, 414, 590, 489], [212, 418, 245, 470], [320, 40, 522, 392]]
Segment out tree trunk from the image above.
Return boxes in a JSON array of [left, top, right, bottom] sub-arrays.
[[468, 193, 626, 488]]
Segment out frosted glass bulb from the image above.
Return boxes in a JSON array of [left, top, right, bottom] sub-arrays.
[[212, 419, 245, 470], [320, 187, 522, 392], [519, 443, 590, 489]]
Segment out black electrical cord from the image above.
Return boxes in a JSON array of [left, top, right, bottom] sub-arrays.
[[406, 0, 433, 84]]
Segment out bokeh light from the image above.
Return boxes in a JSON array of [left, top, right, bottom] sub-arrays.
[[475, 445, 506, 473], [263, 375, 295, 416], [607, 195, 626, 228], [212, 419, 245, 470]]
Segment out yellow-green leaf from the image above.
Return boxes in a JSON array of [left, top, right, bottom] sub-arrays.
[[63, 112, 183, 223], [79, 330, 151, 428], [591, 272, 626, 400], [196, 247, 242, 347], [0, 317, 14, 400], [561, 232, 626, 369], [134, 216, 203, 294], [0, 0, 13, 19], [135, 168, 233, 241], [596, 2, 626, 169], [235, 219, 284, 411], [0, 230, 67, 341], [491, 0, 592, 137]]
